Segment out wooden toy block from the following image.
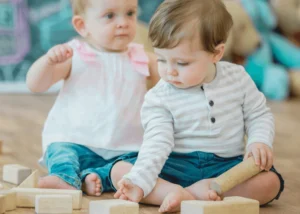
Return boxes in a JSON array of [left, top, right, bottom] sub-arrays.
[[210, 157, 262, 195], [181, 196, 259, 214], [89, 199, 139, 214], [35, 195, 72, 214], [0, 195, 5, 214], [0, 189, 17, 211], [18, 170, 39, 188], [3, 164, 32, 185], [14, 187, 82, 209]]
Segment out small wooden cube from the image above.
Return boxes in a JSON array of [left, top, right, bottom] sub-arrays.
[[89, 199, 139, 214], [35, 195, 72, 214], [0, 195, 5, 214], [181, 196, 259, 214], [14, 187, 82, 209], [3, 164, 32, 185], [0, 189, 17, 211]]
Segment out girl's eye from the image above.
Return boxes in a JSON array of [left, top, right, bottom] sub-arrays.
[[106, 13, 114, 19], [127, 10, 135, 16], [177, 62, 189, 66]]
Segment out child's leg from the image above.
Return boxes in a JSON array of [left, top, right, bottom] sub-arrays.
[[185, 165, 283, 205], [224, 170, 282, 205], [39, 142, 83, 190], [111, 161, 218, 213], [80, 152, 139, 196]]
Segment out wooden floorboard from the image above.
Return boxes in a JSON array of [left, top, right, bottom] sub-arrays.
[[0, 95, 299, 213]]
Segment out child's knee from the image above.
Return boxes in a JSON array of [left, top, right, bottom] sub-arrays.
[[110, 161, 133, 188]]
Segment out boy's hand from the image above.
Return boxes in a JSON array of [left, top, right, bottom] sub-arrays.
[[114, 178, 144, 203], [46, 44, 73, 65], [244, 143, 273, 171]]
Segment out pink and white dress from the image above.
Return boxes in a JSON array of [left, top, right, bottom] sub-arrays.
[[42, 39, 150, 160]]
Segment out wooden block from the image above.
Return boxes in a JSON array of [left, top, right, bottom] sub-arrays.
[[210, 157, 261, 195], [0, 195, 5, 214], [181, 196, 259, 214], [3, 164, 32, 185], [89, 199, 139, 214], [35, 195, 72, 214], [14, 187, 82, 209], [18, 170, 39, 188], [0, 189, 17, 211]]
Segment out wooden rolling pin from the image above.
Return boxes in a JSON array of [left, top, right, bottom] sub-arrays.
[[210, 157, 262, 195]]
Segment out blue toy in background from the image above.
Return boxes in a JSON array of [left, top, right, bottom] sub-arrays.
[[0, 0, 30, 65], [241, 0, 290, 100], [38, 0, 78, 52]]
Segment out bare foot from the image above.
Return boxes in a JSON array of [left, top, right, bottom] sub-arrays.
[[38, 175, 77, 190], [82, 173, 102, 196], [159, 186, 195, 213], [185, 179, 222, 201]]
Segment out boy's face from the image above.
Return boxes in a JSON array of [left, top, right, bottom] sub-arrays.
[[82, 0, 137, 51], [154, 39, 217, 89]]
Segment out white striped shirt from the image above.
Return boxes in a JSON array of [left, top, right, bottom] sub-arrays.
[[124, 61, 275, 197]]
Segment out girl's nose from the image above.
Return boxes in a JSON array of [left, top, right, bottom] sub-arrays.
[[117, 17, 129, 28]]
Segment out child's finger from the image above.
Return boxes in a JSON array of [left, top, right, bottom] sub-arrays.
[[252, 148, 261, 166], [114, 189, 122, 198], [259, 148, 267, 170], [65, 45, 73, 58], [117, 179, 125, 189], [53, 49, 62, 62], [243, 151, 249, 160], [123, 179, 133, 188], [120, 194, 128, 201]]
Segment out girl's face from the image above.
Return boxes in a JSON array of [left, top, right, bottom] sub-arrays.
[[81, 0, 137, 52], [155, 39, 218, 89]]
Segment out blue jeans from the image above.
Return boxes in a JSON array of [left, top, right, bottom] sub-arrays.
[[116, 151, 284, 204], [45, 142, 135, 192]]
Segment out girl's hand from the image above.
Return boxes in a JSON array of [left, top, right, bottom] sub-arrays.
[[46, 44, 73, 65], [244, 143, 273, 171]]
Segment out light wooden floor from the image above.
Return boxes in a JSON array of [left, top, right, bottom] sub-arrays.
[[0, 95, 299, 214]]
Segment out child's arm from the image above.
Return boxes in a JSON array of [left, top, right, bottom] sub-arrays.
[[26, 44, 73, 93], [146, 52, 160, 89], [116, 90, 174, 201], [241, 67, 274, 171]]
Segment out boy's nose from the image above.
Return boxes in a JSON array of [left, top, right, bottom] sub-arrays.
[[167, 68, 178, 76]]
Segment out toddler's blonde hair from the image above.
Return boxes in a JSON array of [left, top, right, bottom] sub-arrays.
[[149, 0, 233, 54], [69, 0, 89, 15]]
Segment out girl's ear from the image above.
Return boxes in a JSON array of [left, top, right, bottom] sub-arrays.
[[72, 15, 88, 37], [212, 43, 225, 63]]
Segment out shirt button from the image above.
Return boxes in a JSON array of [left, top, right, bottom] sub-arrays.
[[201, 86, 204, 90], [209, 100, 214, 106], [211, 117, 216, 123]]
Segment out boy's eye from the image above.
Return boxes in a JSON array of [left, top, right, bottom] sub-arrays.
[[177, 62, 189, 66], [106, 13, 114, 19], [157, 59, 166, 63], [127, 10, 135, 16]]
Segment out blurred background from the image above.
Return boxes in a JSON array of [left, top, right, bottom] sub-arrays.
[[0, 0, 299, 100]]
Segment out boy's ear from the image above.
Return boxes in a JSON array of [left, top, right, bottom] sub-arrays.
[[212, 43, 225, 63], [72, 15, 88, 37]]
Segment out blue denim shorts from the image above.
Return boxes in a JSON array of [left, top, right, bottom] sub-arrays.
[[111, 151, 284, 203]]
